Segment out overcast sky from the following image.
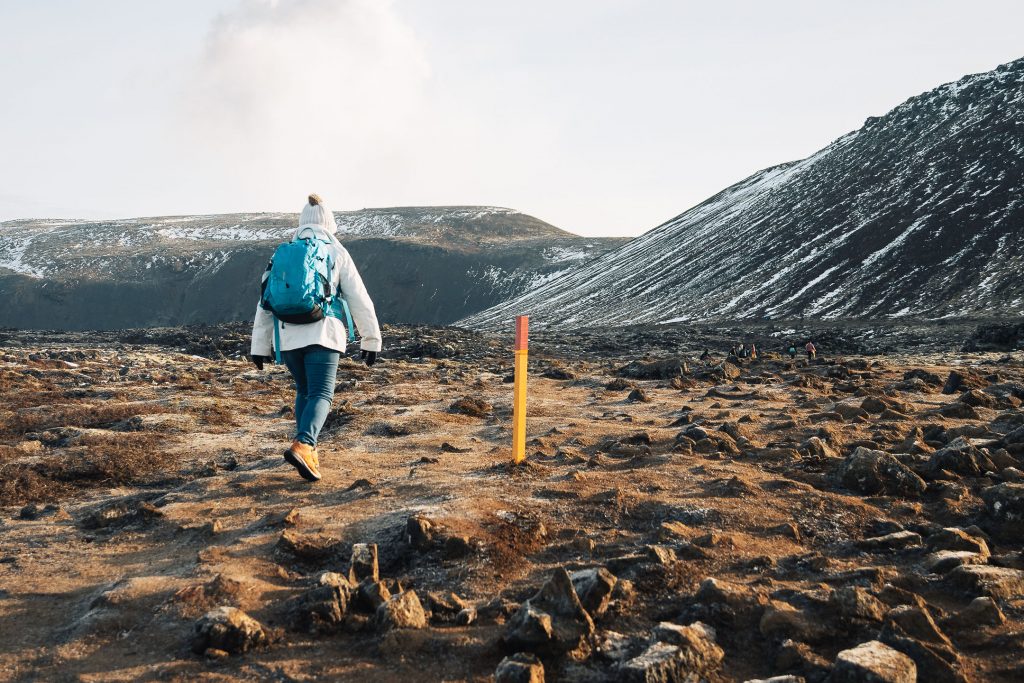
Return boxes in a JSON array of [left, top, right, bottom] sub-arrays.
[[1, 1, 1022, 236]]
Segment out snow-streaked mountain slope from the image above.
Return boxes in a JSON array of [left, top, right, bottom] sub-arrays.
[[462, 57, 1024, 330], [0, 208, 626, 330]]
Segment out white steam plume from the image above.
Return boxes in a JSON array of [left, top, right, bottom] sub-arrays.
[[177, 0, 434, 212]]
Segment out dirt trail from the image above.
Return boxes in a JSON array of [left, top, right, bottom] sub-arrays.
[[1, 328, 1023, 682]]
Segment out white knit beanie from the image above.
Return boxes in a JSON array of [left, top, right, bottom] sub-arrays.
[[298, 193, 337, 234]]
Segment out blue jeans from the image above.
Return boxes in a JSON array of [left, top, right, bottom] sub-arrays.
[[281, 345, 340, 447]]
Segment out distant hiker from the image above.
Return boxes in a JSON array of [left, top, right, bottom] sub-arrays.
[[805, 341, 817, 361], [787, 343, 797, 359], [700, 347, 710, 361], [729, 344, 738, 358], [737, 343, 746, 358], [250, 194, 382, 482], [749, 343, 757, 360]]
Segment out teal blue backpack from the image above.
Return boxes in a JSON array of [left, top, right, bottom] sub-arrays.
[[260, 237, 355, 363]]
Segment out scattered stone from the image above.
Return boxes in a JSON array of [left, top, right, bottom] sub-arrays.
[[951, 597, 1005, 627], [924, 551, 987, 574], [426, 591, 469, 623], [627, 388, 650, 403], [504, 568, 595, 655], [406, 515, 435, 550], [619, 632, 724, 683], [830, 640, 916, 683], [617, 358, 686, 380], [440, 442, 472, 453], [495, 652, 545, 683], [946, 565, 1024, 599], [191, 606, 268, 655], [352, 580, 392, 613], [981, 482, 1024, 538], [855, 531, 923, 552], [834, 447, 926, 497], [291, 583, 349, 633], [885, 605, 951, 646], [376, 590, 427, 631], [348, 543, 379, 584], [570, 568, 618, 618], [928, 437, 996, 476], [926, 527, 990, 556], [830, 586, 887, 622], [943, 370, 984, 395]]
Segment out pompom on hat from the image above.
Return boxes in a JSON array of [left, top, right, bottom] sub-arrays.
[[298, 193, 337, 234]]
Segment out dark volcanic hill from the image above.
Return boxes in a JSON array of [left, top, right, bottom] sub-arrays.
[[0, 207, 626, 330], [463, 57, 1024, 330]]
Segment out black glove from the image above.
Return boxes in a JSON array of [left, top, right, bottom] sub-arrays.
[[250, 354, 272, 371], [360, 350, 377, 367]]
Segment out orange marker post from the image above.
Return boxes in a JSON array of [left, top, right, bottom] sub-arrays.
[[512, 316, 529, 464]]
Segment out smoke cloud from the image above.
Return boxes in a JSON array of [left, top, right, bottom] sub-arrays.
[[178, 0, 445, 212]]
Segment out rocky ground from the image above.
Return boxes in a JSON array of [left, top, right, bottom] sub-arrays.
[[1, 322, 1023, 682]]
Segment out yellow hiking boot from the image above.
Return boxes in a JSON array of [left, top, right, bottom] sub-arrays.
[[284, 441, 321, 482]]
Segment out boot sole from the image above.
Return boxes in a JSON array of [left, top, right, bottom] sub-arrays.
[[284, 448, 321, 482]]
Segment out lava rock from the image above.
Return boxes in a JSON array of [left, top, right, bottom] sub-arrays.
[[348, 543, 379, 584], [855, 531, 923, 552], [928, 437, 996, 476], [830, 640, 916, 683], [291, 583, 349, 634], [946, 565, 1024, 599], [570, 567, 618, 618], [504, 568, 595, 655], [191, 606, 268, 655], [951, 597, 1005, 627], [495, 652, 545, 683], [617, 358, 686, 380], [981, 482, 1024, 538], [376, 590, 427, 631], [833, 448, 926, 497], [406, 515, 436, 550]]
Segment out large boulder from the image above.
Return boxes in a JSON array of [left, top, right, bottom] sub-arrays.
[[617, 358, 687, 380], [833, 448, 926, 497], [191, 606, 268, 655], [829, 640, 916, 683], [375, 590, 427, 631], [504, 568, 595, 655], [981, 482, 1024, 538], [946, 565, 1024, 600], [928, 437, 996, 476]]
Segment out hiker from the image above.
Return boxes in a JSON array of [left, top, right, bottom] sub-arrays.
[[749, 343, 757, 360], [700, 347, 711, 361], [805, 340, 817, 361], [787, 342, 797, 359], [249, 194, 382, 482]]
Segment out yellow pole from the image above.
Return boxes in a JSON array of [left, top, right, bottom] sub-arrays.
[[512, 316, 529, 464]]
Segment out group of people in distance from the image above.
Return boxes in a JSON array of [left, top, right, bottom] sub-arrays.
[[699, 340, 818, 363]]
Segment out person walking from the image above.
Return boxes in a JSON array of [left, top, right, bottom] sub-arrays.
[[787, 342, 797, 360], [250, 194, 382, 482], [805, 340, 817, 361]]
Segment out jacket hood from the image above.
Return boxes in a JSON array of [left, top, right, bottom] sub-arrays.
[[293, 224, 343, 248]]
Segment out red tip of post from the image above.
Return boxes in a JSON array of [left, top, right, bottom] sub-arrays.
[[514, 316, 529, 351]]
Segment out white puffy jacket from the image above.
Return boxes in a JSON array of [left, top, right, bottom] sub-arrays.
[[250, 225, 382, 357]]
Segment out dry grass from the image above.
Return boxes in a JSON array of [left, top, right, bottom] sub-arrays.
[[0, 433, 170, 505], [1, 402, 169, 437]]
